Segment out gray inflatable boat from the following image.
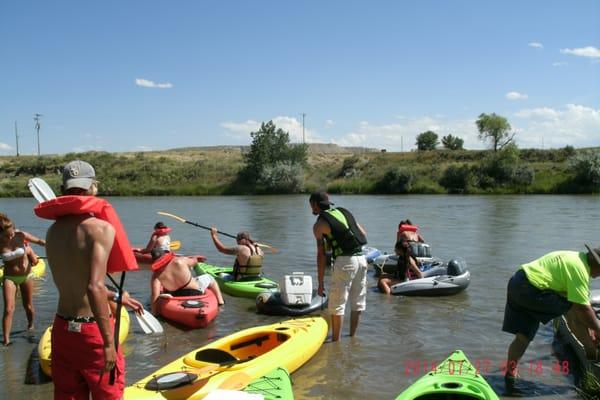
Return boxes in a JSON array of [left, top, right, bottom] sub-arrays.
[[390, 259, 470, 296]]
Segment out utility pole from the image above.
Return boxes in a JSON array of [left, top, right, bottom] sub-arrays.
[[401, 136, 403, 152], [34, 113, 42, 156], [14, 121, 19, 157], [300, 113, 306, 144]]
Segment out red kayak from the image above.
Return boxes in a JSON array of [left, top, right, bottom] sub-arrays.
[[156, 288, 219, 329]]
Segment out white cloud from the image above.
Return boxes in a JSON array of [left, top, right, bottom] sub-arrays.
[[506, 91, 528, 101], [560, 46, 600, 58], [334, 116, 481, 151], [135, 78, 173, 89], [220, 116, 322, 143], [325, 119, 335, 127], [513, 104, 600, 148], [552, 61, 568, 67], [135, 145, 153, 151], [529, 42, 543, 49], [0, 142, 12, 152], [514, 107, 559, 119]]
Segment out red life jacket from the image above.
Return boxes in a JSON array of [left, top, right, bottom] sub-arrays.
[[33, 196, 138, 273], [398, 224, 419, 233], [151, 251, 175, 272], [154, 227, 172, 237]]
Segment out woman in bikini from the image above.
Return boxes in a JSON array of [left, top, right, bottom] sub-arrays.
[[0, 213, 46, 345], [378, 237, 423, 295]]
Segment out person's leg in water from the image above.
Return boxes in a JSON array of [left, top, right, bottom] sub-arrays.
[[2, 279, 17, 345], [20, 278, 35, 331]]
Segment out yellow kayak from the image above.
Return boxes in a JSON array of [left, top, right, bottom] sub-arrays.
[[0, 258, 46, 281], [125, 316, 327, 400], [38, 310, 130, 377]]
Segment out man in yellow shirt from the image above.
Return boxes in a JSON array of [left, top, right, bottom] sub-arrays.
[[503, 244, 600, 391]]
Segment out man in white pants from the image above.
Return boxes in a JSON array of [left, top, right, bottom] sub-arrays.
[[310, 191, 368, 342]]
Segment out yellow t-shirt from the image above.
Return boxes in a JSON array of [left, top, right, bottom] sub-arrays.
[[520, 251, 590, 305]]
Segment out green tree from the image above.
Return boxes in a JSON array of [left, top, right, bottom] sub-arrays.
[[415, 131, 439, 151], [242, 121, 308, 183], [441, 134, 464, 150], [476, 113, 515, 152]]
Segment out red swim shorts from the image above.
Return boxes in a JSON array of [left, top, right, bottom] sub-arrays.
[[51, 315, 125, 400]]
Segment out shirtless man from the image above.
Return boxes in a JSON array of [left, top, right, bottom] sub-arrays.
[[42, 160, 142, 400], [151, 255, 225, 315]]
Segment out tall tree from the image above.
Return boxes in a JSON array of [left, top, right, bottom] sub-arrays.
[[243, 120, 308, 183], [441, 134, 464, 150], [476, 113, 515, 152], [415, 130, 439, 151]]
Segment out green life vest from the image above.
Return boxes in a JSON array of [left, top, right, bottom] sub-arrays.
[[234, 244, 263, 278], [319, 207, 367, 258]]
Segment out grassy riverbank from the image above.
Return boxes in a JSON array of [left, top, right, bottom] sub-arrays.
[[0, 144, 598, 197]]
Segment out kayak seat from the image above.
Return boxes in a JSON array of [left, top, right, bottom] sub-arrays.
[[193, 348, 238, 364]]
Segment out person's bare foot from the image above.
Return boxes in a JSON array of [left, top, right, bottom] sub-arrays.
[[27, 324, 34, 331]]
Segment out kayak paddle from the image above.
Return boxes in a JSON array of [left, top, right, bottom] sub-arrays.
[[134, 309, 164, 334], [157, 211, 279, 253], [28, 177, 57, 202]]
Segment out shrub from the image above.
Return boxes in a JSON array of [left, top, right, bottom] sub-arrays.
[[375, 167, 414, 193], [339, 155, 361, 178], [439, 164, 474, 193], [513, 165, 535, 186], [257, 161, 305, 193], [569, 150, 600, 188]]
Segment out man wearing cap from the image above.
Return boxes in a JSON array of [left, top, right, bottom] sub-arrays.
[[210, 227, 264, 281], [503, 245, 600, 391], [37, 160, 142, 400], [310, 191, 368, 342]]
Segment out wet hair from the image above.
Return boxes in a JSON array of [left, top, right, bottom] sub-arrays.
[[236, 231, 254, 243], [0, 213, 13, 233]]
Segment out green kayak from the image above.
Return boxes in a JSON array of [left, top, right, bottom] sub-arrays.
[[194, 262, 278, 298], [395, 350, 499, 400], [244, 367, 294, 399]]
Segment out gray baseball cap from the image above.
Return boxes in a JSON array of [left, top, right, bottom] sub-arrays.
[[62, 160, 96, 190]]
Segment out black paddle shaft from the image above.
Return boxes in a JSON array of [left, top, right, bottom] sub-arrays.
[[107, 272, 126, 385], [184, 220, 237, 240]]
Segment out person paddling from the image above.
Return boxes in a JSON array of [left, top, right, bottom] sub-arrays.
[[34, 160, 139, 399], [210, 228, 264, 281]]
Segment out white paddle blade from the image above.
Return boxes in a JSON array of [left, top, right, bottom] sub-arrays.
[[28, 178, 57, 203], [135, 309, 163, 334]]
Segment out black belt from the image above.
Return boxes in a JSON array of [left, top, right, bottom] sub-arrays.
[[340, 250, 364, 257], [57, 314, 97, 323]]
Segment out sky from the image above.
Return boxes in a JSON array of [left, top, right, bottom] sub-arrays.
[[1, 1, 599, 155]]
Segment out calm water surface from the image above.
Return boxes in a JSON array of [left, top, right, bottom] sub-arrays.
[[1, 195, 599, 399]]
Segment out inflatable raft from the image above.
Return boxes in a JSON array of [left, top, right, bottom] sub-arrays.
[[390, 259, 470, 296], [256, 290, 328, 316]]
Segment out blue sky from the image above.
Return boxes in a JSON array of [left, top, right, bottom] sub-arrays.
[[1, 1, 598, 155]]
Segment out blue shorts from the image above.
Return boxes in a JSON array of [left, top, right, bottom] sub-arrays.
[[502, 269, 572, 341]]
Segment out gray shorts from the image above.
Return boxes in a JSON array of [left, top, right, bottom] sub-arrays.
[[502, 269, 572, 341], [194, 274, 214, 293]]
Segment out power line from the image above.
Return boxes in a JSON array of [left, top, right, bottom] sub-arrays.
[[14, 121, 19, 157], [300, 113, 306, 144], [34, 113, 42, 156]]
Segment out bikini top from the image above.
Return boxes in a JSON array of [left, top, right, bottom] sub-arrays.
[[1, 247, 26, 262]]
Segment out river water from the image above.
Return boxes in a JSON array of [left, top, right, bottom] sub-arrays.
[[1, 194, 599, 399]]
